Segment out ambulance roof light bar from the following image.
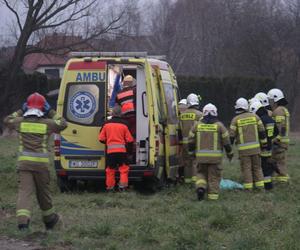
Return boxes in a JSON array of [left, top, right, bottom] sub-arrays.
[[69, 51, 148, 58]]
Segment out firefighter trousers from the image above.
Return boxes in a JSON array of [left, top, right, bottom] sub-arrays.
[[195, 163, 221, 200], [240, 154, 264, 189], [181, 147, 197, 183], [272, 149, 289, 183], [16, 169, 56, 225]]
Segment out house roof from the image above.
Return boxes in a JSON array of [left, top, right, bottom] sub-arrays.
[[23, 53, 67, 72]]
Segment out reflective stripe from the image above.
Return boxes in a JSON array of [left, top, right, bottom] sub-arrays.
[[284, 107, 290, 137], [255, 181, 265, 187], [20, 122, 47, 134], [266, 123, 274, 137], [19, 134, 23, 152], [195, 179, 207, 186], [275, 115, 285, 122], [120, 99, 133, 105], [16, 209, 31, 217], [238, 127, 244, 144], [191, 176, 198, 182], [107, 144, 126, 149], [18, 156, 49, 163], [42, 134, 48, 153], [182, 137, 189, 144], [264, 177, 272, 183], [184, 178, 193, 184], [12, 112, 18, 117], [244, 183, 253, 189], [117, 90, 134, 99], [222, 131, 229, 138], [208, 193, 219, 200], [195, 150, 222, 157], [261, 151, 272, 157], [237, 117, 257, 126], [238, 142, 260, 150], [213, 131, 218, 151], [180, 113, 196, 121], [197, 124, 218, 132], [260, 138, 267, 144], [42, 207, 54, 217], [277, 176, 289, 182], [20, 151, 49, 158]]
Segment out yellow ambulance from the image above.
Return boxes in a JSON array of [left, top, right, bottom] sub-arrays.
[[54, 52, 181, 191]]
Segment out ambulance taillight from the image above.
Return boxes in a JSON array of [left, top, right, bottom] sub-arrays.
[[54, 134, 61, 157]]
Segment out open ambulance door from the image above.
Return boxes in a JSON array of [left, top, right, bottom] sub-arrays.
[[155, 67, 180, 180]]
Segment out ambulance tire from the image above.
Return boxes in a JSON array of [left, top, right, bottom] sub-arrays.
[[57, 177, 77, 193]]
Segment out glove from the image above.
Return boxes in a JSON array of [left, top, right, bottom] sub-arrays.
[[227, 152, 234, 162], [43, 101, 51, 116], [21, 102, 28, 113]]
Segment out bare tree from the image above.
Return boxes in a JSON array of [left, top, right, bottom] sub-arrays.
[[0, 0, 126, 116]]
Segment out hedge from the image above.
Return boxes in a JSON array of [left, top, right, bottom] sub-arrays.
[[177, 76, 275, 125]]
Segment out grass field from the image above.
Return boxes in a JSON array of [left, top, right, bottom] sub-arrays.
[[0, 137, 300, 250]]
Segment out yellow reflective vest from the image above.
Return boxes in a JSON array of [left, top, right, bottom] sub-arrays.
[[230, 112, 266, 156], [4, 109, 67, 169], [272, 106, 290, 149], [188, 120, 231, 164]]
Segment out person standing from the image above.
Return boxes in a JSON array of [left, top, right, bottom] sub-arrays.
[[249, 101, 279, 190], [188, 103, 233, 201], [267, 88, 290, 183], [99, 105, 134, 191], [4, 92, 67, 230], [179, 93, 202, 184], [230, 98, 267, 190]]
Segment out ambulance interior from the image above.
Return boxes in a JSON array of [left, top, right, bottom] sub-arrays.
[[107, 64, 149, 166]]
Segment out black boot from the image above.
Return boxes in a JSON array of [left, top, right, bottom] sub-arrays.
[[45, 213, 59, 230], [264, 182, 273, 190], [196, 188, 206, 201], [18, 219, 30, 231]]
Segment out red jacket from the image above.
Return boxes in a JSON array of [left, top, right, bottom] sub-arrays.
[[116, 86, 136, 115], [98, 117, 134, 154]]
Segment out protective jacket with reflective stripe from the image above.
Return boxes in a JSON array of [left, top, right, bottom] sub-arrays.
[[3, 109, 67, 169], [272, 106, 290, 149], [98, 117, 134, 154], [258, 112, 278, 157], [116, 86, 136, 115], [230, 112, 266, 156], [188, 119, 231, 164], [180, 107, 202, 145]]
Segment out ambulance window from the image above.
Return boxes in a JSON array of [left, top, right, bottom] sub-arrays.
[[152, 68, 166, 123], [64, 83, 104, 126], [163, 83, 178, 124]]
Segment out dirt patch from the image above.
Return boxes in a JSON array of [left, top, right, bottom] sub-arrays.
[[0, 236, 41, 250]]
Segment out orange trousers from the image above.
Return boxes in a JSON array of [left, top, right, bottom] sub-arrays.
[[106, 165, 129, 189]]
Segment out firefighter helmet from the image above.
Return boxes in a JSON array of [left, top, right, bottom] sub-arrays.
[[203, 103, 218, 116], [235, 98, 249, 110], [248, 97, 260, 107], [255, 92, 269, 107], [267, 88, 285, 102], [187, 93, 199, 107], [249, 101, 263, 114], [179, 99, 187, 105], [26, 92, 46, 111]]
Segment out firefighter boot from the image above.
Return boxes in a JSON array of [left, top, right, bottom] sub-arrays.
[[18, 219, 30, 231], [44, 213, 61, 230], [264, 182, 273, 190], [196, 188, 206, 201]]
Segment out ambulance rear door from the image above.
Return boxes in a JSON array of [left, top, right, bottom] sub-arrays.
[[58, 60, 107, 172]]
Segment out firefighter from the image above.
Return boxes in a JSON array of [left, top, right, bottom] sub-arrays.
[[178, 99, 188, 114], [249, 101, 279, 190], [230, 98, 267, 190], [179, 93, 202, 184], [115, 74, 136, 138], [267, 88, 290, 183], [3, 93, 67, 231], [188, 103, 233, 201], [98, 105, 134, 191], [255, 92, 273, 116]]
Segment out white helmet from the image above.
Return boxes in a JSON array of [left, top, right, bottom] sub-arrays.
[[235, 98, 249, 110], [179, 99, 187, 105], [249, 101, 263, 114], [23, 108, 44, 117], [187, 93, 199, 107], [203, 103, 218, 116], [255, 92, 269, 107], [248, 97, 260, 107], [267, 88, 284, 102]]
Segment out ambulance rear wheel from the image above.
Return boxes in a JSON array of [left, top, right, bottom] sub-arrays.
[[57, 177, 77, 193]]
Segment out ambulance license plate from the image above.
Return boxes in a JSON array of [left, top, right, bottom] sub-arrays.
[[69, 160, 98, 168]]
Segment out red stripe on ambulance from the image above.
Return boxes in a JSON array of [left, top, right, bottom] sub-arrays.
[[68, 61, 106, 70]]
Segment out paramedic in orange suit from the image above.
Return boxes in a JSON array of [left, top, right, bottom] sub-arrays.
[[98, 105, 134, 191]]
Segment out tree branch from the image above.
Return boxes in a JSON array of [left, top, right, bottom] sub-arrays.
[[2, 0, 23, 32]]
